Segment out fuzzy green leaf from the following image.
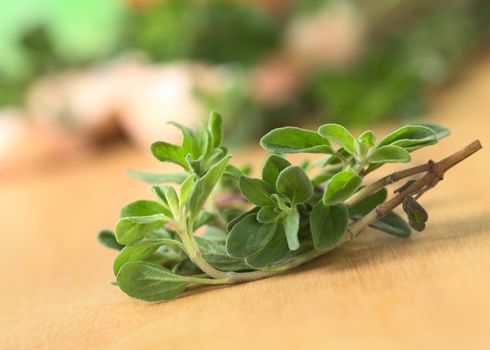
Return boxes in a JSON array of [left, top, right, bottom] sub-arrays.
[[369, 145, 411, 164], [151, 141, 188, 169], [348, 188, 387, 218], [239, 175, 275, 206], [168, 121, 200, 158], [115, 214, 168, 245], [188, 156, 231, 220], [283, 211, 300, 250], [310, 202, 348, 250], [377, 125, 438, 151], [317, 123, 356, 154], [120, 200, 171, 219], [208, 111, 223, 148], [113, 239, 183, 275], [369, 212, 411, 237], [257, 205, 279, 224], [98, 230, 124, 250], [276, 166, 313, 204], [245, 225, 290, 268], [226, 214, 277, 258], [196, 237, 250, 272], [358, 130, 376, 148], [260, 127, 332, 154], [117, 262, 189, 302], [323, 169, 362, 206], [261, 154, 291, 188], [180, 175, 196, 205]]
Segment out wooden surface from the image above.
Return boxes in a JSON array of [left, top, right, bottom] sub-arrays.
[[1, 57, 490, 350]]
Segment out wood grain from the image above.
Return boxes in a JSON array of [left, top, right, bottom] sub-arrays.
[[1, 56, 490, 350]]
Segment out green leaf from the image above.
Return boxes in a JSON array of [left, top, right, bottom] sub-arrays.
[[369, 145, 411, 164], [377, 125, 438, 151], [201, 227, 227, 242], [283, 211, 300, 250], [198, 124, 212, 157], [245, 225, 290, 268], [115, 214, 168, 245], [126, 170, 187, 184], [226, 214, 277, 258], [260, 127, 332, 154], [310, 202, 348, 250], [348, 188, 387, 217], [186, 154, 204, 177], [239, 175, 275, 206], [196, 237, 250, 272], [276, 166, 313, 204], [150, 186, 179, 217], [323, 169, 362, 206], [358, 130, 376, 148], [402, 195, 428, 232], [193, 211, 215, 230], [151, 141, 188, 169], [113, 239, 183, 275], [226, 207, 259, 232], [208, 111, 223, 148], [117, 262, 189, 302], [415, 123, 450, 139], [120, 200, 171, 219], [187, 156, 231, 220], [317, 123, 356, 155], [168, 121, 200, 158], [257, 205, 279, 224], [180, 175, 196, 205], [369, 212, 411, 237], [261, 154, 291, 188], [98, 230, 124, 250]]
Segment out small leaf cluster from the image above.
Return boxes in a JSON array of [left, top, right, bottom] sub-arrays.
[[99, 113, 449, 302]]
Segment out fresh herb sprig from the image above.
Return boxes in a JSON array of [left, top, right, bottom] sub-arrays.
[[98, 112, 481, 302]]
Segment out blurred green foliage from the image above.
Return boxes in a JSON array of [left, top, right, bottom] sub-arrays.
[[0, 0, 489, 142]]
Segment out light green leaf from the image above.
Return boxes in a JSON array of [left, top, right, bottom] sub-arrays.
[[198, 124, 212, 157], [348, 188, 387, 218], [151, 141, 188, 169], [276, 166, 313, 204], [208, 111, 223, 148], [98, 230, 124, 250], [113, 239, 183, 275], [120, 200, 171, 219], [377, 125, 438, 151], [239, 175, 275, 206], [115, 214, 168, 245], [168, 121, 200, 158], [226, 214, 277, 258], [126, 170, 187, 184], [283, 211, 300, 250], [369, 145, 411, 164], [193, 211, 215, 230], [317, 123, 356, 154], [323, 169, 362, 206], [310, 202, 348, 250], [257, 205, 279, 223], [369, 212, 411, 237], [196, 237, 250, 272], [188, 156, 231, 220], [180, 175, 196, 205], [358, 130, 376, 148], [260, 127, 332, 154], [186, 154, 204, 177], [415, 123, 450, 139], [261, 154, 291, 188], [117, 262, 189, 302]]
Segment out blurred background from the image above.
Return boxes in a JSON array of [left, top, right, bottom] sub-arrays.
[[1, 0, 489, 178]]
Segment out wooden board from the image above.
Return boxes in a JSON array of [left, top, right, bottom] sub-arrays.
[[1, 56, 490, 350]]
